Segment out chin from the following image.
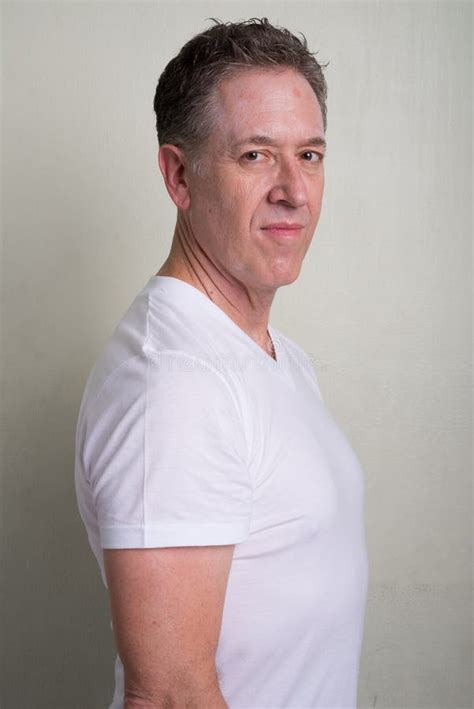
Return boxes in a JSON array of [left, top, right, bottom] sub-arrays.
[[266, 262, 303, 288]]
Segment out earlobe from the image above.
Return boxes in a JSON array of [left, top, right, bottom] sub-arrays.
[[158, 144, 191, 210]]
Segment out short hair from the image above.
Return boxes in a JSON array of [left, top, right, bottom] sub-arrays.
[[153, 17, 329, 170]]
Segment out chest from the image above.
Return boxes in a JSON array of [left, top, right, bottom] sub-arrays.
[[230, 363, 369, 628], [244, 364, 366, 540]]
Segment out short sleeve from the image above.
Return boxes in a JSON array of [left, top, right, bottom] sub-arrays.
[[84, 350, 253, 549]]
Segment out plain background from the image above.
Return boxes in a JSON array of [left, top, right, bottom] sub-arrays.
[[1, 1, 471, 708]]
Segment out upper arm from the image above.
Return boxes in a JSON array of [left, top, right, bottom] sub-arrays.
[[83, 355, 252, 702], [85, 353, 253, 549], [104, 543, 235, 704]]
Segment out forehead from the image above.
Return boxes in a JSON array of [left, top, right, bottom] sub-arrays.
[[212, 68, 324, 145]]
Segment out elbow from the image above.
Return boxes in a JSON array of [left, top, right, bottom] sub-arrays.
[[124, 672, 227, 709], [123, 687, 158, 708]]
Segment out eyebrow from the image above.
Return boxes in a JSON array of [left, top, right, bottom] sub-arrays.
[[232, 135, 327, 150]]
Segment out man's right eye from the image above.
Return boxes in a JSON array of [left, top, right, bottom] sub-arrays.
[[242, 151, 260, 161]]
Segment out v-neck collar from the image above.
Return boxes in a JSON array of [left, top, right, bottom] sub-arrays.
[[146, 275, 292, 380], [145, 275, 295, 390]]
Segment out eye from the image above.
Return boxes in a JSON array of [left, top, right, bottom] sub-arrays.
[[301, 150, 324, 162], [242, 151, 262, 161]]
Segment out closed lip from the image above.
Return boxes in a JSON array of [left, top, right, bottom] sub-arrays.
[[261, 222, 304, 230]]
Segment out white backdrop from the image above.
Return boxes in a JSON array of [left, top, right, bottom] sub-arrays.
[[1, 1, 471, 708]]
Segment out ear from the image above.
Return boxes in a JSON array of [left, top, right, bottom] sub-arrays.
[[158, 144, 191, 210]]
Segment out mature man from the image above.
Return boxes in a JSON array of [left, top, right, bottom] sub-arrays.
[[75, 18, 369, 709]]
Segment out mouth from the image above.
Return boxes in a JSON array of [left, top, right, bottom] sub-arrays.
[[260, 223, 305, 240]]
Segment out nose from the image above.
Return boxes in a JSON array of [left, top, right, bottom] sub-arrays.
[[267, 159, 308, 208]]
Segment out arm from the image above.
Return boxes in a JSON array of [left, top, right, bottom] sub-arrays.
[[104, 544, 234, 709]]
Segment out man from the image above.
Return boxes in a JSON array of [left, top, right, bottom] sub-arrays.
[[75, 18, 369, 709]]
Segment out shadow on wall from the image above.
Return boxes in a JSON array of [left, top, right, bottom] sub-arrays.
[[2, 322, 117, 708]]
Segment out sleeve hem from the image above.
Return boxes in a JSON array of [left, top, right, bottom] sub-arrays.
[[100, 520, 251, 549]]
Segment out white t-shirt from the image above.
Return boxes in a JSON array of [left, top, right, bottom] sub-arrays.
[[74, 275, 369, 709]]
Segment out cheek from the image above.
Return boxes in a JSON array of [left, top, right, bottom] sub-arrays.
[[217, 177, 258, 226]]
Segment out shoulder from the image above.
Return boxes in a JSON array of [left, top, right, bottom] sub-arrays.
[[82, 347, 243, 428], [143, 347, 244, 421]]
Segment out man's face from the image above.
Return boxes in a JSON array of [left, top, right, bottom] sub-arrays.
[[186, 68, 326, 292]]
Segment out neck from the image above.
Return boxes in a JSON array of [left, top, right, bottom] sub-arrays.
[[156, 215, 277, 358]]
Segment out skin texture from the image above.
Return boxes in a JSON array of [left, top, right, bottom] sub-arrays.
[[157, 67, 326, 355], [104, 546, 232, 708], [104, 68, 326, 706]]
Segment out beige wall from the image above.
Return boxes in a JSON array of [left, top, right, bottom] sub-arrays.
[[1, 1, 471, 707]]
